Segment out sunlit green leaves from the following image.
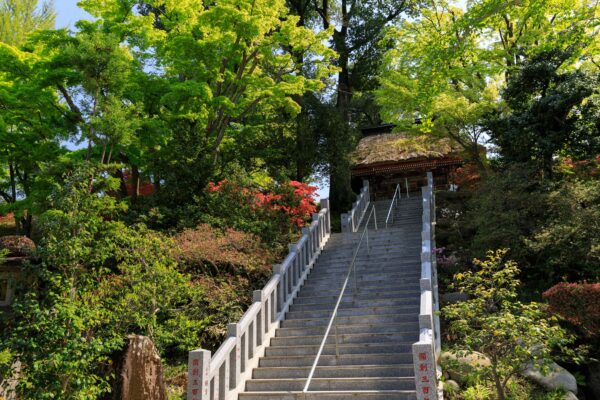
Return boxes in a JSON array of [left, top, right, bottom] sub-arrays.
[[443, 249, 581, 399]]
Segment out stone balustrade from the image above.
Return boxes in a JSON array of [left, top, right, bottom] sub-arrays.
[[412, 172, 443, 400], [341, 180, 370, 233], [187, 201, 332, 400]]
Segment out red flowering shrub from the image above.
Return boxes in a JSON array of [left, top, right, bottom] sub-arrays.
[[543, 282, 600, 338], [449, 163, 482, 190], [203, 179, 318, 251], [556, 155, 600, 177], [0, 212, 14, 225]]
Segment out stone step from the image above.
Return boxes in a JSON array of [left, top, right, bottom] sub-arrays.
[[265, 342, 413, 357], [274, 322, 419, 338], [312, 262, 421, 273], [245, 377, 416, 392], [311, 261, 421, 271], [285, 305, 419, 321], [252, 364, 415, 379], [270, 332, 419, 347], [309, 264, 421, 276], [303, 272, 421, 288], [296, 283, 421, 298], [280, 313, 418, 329], [258, 352, 414, 367], [321, 241, 422, 251], [238, 390, 417, 400], [316, 254, 421, 265], [289, 297, 419, 312], [301, 275, 420, 289], [293, 288, 421, 304]]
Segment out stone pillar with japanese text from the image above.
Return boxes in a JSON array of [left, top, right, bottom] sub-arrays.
[[412, 340, 439, 400], [187, 350, 210, 400]]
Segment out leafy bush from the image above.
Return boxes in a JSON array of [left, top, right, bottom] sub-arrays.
[[543, 282, 600, 340], [465, 166, 546, 266], [173, 224, 274, 349], [528, 179, 600, 283], [0, 167, 204, 398], [0, 235, 36, 257], [443, 249, 579, 400], [174, 224, 273, 278]]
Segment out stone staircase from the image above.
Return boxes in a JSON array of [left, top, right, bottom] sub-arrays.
[[238, 196, 423, 399]]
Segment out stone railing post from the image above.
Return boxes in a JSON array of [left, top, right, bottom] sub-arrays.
[[321, 199, 331, 234], [227, 323, 242, 390]]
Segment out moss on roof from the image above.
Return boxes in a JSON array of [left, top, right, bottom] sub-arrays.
[[351, 133, 463, 167]]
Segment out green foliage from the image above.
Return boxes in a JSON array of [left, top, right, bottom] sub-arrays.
[[462, 384, 494, 400], [377, 0, 599, 170], [465, 166, 546, 267], [75, 0, 337, 202], [0, 40, 69, 235], [486, 50, 600, 173], [451, 378, 566, 400], [0, 167, 205, 398], [444, 249, 579, 400], [527, 179, 600, 283], [377, 1, 497, 166], [0, 0, 55, 46]]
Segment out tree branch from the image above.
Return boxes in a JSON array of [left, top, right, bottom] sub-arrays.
[[57, 85, 84, 122]]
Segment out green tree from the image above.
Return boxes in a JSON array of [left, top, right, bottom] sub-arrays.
[[310, 0, 419, 214], [78, 0, 337, 202], [0, 42, 69, 235], [377, 0, 599, 170], [377, 0, 498, 169], [0, 0, 59, 235], [527, 179, 600, 284], [443, 249, 579, 400], [486, 49, 600, 174], [0, 0, 55, 46]]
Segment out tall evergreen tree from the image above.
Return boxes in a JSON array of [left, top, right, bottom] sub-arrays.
[[310, 0, 419, 215]]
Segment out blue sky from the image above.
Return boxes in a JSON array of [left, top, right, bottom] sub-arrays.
[[55, 1, 91, 29]]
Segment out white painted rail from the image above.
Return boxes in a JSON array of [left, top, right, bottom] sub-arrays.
[[187, 200, 332, 400], [412, 172, 443, 400], [341, 180, 370, 233]]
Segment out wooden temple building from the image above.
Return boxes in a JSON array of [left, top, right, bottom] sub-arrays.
[[351, 125, 465, 199]]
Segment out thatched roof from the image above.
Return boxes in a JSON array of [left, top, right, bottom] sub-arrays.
[[351, 133, 463, 167]]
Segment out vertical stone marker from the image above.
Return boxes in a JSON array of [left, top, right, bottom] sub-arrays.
[[412, 343, 437, 400], [120, 335, 167, 400], [187, 349, 211, 400]]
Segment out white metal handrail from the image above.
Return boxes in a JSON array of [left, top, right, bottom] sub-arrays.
[[302, 204, 378, 393], [385, 183, 402, 228]]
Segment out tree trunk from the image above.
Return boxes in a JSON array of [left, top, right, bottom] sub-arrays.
[[131, 165, 140, 204], [115, 169, 130, 199], [328, 48, 356, 216], [8, 162, 17, 203], [19, 213, 33, 238], [492, 364, 506, 400]]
